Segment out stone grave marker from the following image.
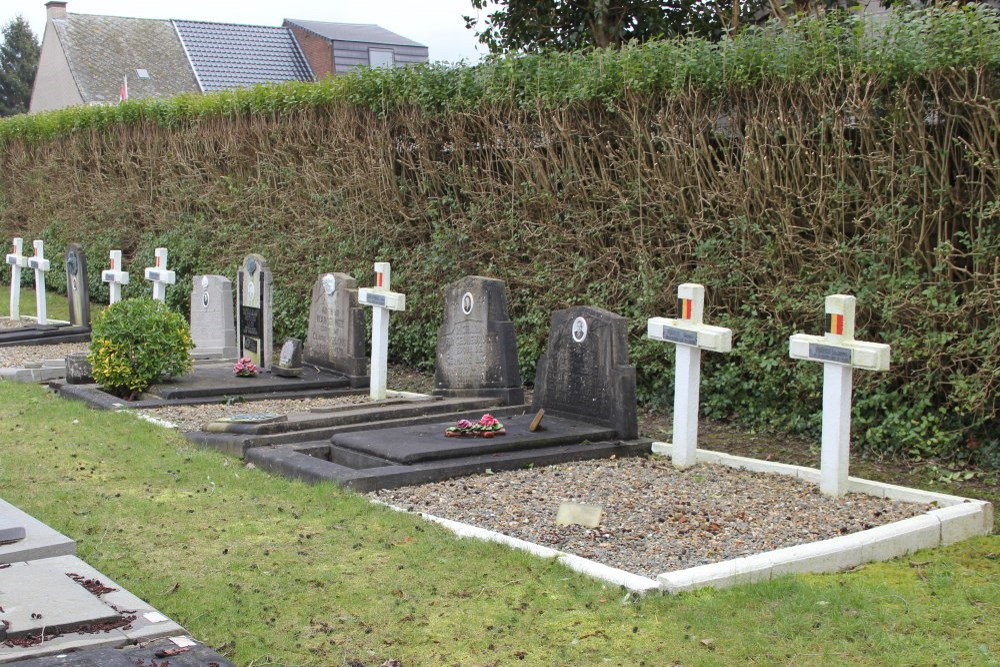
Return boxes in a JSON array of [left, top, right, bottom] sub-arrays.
[[304, 272, 368, 387], [790, 294, 891, 496], [190, 275, 238, 359], [64, 243, 91, 328], [433, 275, 523, 404], [5, 237, 28, 321], [274, 338, 304, 377], [101, 249, 130, 305], [0, 516, 26, 543], [27, 239, 51, 325], [531, 305, 638, 440], [358, 262, 406, 400], [647, 283, 733, 468], [143, 247, 176, 303], [236, 254, 273, 369]]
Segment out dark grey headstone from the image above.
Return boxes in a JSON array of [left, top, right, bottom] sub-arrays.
[[433, 276, 523, 405], [303, 273, 368, 387], [65, 351, 94, 384], [274, 337, 303, 377], [64, 244, 91, 328], [190, 275, 238, 359], [530, 305, 638, 440], [236, 254, 273, 370]]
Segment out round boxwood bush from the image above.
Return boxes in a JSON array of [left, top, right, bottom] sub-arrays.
[[87, 297, 194, 399]]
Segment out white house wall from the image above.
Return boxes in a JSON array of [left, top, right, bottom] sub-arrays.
[[29, 20, 83, 113]]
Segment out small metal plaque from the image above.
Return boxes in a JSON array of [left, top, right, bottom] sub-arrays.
[[240, 306, 261, 337], [365, 293, 386, 307], [661, 325, 698, 346], [809, 343, 852, 365], [147, 269, 165, 282]]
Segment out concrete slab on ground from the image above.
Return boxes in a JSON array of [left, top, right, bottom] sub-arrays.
[[0, 499, 75, 564]]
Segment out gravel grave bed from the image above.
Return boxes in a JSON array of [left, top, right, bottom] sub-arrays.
[[136, 394, 373, 431], [0, 342, 88, 368], [372, 456, 929, 578]]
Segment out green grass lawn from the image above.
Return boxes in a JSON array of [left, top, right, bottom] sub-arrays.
[[0, 382, 997, 665], [0, 286, 102, 322]]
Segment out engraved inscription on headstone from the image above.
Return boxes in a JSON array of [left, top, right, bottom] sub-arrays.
[[531, 305, 638, 439], [434, 276, 524, 404], [304, 273, 368, 387], [236, 254, 272, 369], [190, 275, 238, 359]]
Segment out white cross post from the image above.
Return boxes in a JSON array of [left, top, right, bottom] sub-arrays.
[[358, 262, 406, 400], [143, 247, 175, 303], [648, 283, 733, 468], [790, 295, 891, 497], [101, 250, 130, 305], [5, 238, 28, 321], [27, 240, 51, 325]]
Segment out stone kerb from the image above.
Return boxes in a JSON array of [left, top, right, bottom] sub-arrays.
[[433, 275, 523, 405], [303, 272, 368, 387], [531, 305, 638, 440]]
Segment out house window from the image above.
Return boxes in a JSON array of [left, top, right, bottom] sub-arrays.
[[368, 49, 394, 69], [136, 69, 150, 79]]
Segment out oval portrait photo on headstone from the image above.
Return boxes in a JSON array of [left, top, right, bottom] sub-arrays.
[[572, 316, 588, 343], [461, 292, 474, 315], [202, 291, 210, 308]]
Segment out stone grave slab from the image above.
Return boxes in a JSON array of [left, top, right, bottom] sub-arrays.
[[0, 323, 89, 348], [433, 276, 523, 404], [304, 273, 368, 387], [0, 499, 75, 564], [190, 275, 238, 360], [0, 555, 184, 662], [10, 638, 235, 666]]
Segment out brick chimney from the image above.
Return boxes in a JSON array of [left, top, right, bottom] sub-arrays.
[[45, 1, 67, 20]]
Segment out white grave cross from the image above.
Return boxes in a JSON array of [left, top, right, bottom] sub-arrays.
[[648, 283, 733, 468], [790, 294, 890, 497], [101, 250, 130, 305], [143, 247, 175, 303], [358, 262, 406, 400], [5, 237, 28, 321], [26, 240, 51, 325]]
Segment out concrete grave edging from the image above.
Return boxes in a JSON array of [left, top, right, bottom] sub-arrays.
[[651, 442, 994, 593], [0, 498, 76, 564]]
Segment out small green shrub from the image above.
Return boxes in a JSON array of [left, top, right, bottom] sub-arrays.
[[88, 297, 194, 398]]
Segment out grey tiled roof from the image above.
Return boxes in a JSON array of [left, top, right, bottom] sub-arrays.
[[284, 19, 425, 48], [54, 14, 199, 103], [173, 20, 314, 92]]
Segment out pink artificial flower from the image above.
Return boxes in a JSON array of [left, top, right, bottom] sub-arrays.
[[456, 419, 473, 429], [479, 413, 497, 427]]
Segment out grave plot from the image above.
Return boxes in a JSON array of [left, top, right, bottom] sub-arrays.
[[0, 498, 76, 565], [53, 260, 374, 409], [0, 241, 91, 348], [188, 275, 528, 457], [247, 305, 652, 492], [0, 555, 185, 661], [9, 638, 235, 666]]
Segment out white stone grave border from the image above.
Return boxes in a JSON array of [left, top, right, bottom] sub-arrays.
[[371, 445, 992, 596]]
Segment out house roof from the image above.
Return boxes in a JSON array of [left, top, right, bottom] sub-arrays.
[[284, 19, 426, 48], [53, 14, 199, 103], [172, 20, 314, 92]]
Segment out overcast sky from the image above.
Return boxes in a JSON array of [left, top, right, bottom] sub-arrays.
[[3, 0, 495, 65]]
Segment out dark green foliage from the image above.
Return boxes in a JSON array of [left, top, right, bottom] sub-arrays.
[[88, 298, 194, 397], [0, 15, 39, 117]]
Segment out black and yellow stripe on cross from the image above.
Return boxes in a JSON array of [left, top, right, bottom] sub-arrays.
[[827, 312, 844, 335], [678, 298, 693, 320]]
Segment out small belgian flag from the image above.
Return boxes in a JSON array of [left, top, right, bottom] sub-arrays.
[[827, 312, 844, 335], [678, 298, 693, 320]]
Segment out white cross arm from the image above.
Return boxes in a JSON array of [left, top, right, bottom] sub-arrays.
[[5, 253, 26, 267], [647, 317, 732, 353], [28, 256, 50, 271], [102, 268, 130, 284], [358, 288, 406, 311], [144, 267, 176, 284], [789, 334, 890, 372]]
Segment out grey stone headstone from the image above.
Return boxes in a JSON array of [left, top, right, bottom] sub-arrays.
[[236, 254, 273, 370], [274, 337, 304, 377], [303, 272, 369, 387], [190, 275, 238, 359], [0, 518, 25, 544], [64, 243, 91, 328], [530, 305, 638, 440], [433, 275, 523, 405], [65, 351, 94, 384]]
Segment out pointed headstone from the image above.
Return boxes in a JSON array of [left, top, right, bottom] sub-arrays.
[[433, 275, 523, 404], [531, 306, 638, 440], [190, 275, 238, 359], [304, 272, 369, 387], [236, 254, 273, 370]]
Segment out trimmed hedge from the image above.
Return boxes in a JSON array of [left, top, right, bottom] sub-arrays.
[[1, 9, 997, 465]]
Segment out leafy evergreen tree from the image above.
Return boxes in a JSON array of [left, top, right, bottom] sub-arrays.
[[0, 15, 40, 116]]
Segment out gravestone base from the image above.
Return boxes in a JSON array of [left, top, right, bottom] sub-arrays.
[[65, 352, 94, 385], [432, 385, 525, 406], [0, 323, 90, 348], [245, 408, 652, 492], [9, 638, 236, 666]]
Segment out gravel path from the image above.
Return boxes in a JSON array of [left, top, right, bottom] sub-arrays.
[[372, 456, 927, 578], [137, 395, 371, 431]]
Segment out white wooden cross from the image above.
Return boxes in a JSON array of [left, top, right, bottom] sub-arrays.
[[143, 247, 175, 303], [648, 283, 733, 468], [5, 237, 28, 321], [101, 249, 130, 305], [358, 262, 406, 400], [26, 240, 51, 325], [790, 295, 891, 497]]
